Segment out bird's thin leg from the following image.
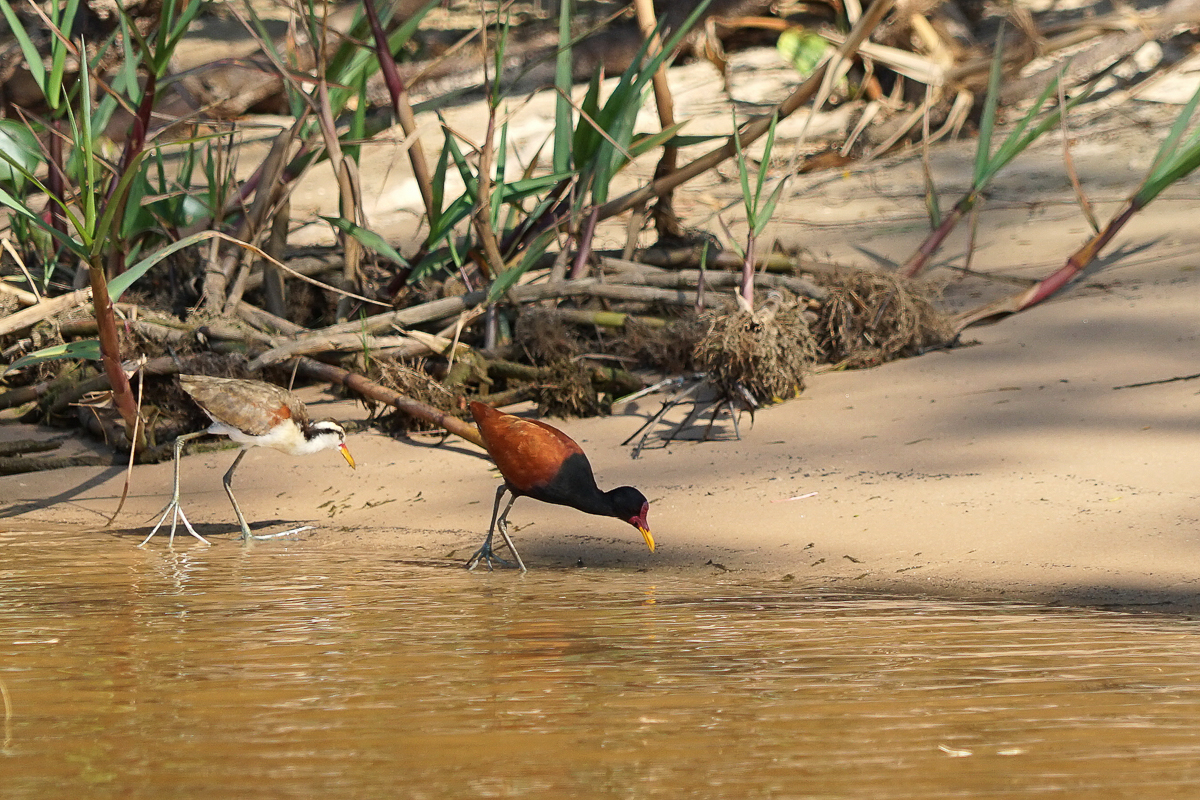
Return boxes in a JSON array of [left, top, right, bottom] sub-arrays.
[[494, 498, 527, 573], [219, 450, 316, 542], [221, 450, 254, 540], [141, 432, 211, 547], [467, 487, 523, 571]]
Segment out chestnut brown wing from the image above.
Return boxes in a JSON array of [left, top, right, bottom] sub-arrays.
[[470, 401, 586, 492], [178, 375, 310, 436]]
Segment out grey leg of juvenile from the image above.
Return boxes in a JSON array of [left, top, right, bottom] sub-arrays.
[[141, 431, 210, 547], [223, 450, 315, 542]]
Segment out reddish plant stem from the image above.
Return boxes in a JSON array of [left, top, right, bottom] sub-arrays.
[[900, 191, 976, 278], [740, 234, 755, 305], [363, 0, 436, 223], [87, 263, 142, 446], [569, 207, 599, 279], [45, 122, 68, 241], [1019, 198, 1137, 309], [954, 198, 1139, 331]]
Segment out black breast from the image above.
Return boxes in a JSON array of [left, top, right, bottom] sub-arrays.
[[520, 452, 611, 517]]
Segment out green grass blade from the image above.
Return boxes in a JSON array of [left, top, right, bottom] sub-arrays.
[[429, 129, 452, 229], [553, 0, 574, 174], [108, 230, 222, 300], [732, 113, 755, 225], [754, 114, 778, 204], [628, 122, 690, 158], [1146, 81, 1200, 179], [4, 340, 102, 374], [438, 116, 478, 203], [486, 229, 555, 302], [1137, 126, 1200, 206], [492, 123, 509, 223], [322, 216, 408, 265], [974, 29, 1005, 187], [571, 71, 605, 164], [92, 151, 148, 256], [0, 119, 40, 189], [46, 0, 81, 109], [754, 176, 790, 238]]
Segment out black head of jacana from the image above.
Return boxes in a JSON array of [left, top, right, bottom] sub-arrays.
[[606, 485, 653, 552]]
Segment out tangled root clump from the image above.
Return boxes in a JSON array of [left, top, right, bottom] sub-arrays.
[[694, 293, 817, 404], [815, 270, 953, 368], [616, 312, 707, 376], [513, 308, 601, 418]]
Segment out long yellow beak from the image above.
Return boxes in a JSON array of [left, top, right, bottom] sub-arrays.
[[640, 526, 655, 553], [339, 443, 356, 469]]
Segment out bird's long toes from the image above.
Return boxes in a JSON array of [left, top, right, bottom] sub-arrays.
[[251, 525, 316, 541], [466, 545, 516, 572]]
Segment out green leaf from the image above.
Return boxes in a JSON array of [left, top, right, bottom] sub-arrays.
[[322, 216, 408, 265], [91, 150, 149, 258], [47, 0, 83, 107], [553, 0, 574, 175], [0, 120, 41, 189], [429, 130, 452, 229], [628, 121, 690, 158], [439, 117, 479, 203], [754, 175, 790, 238], [492, 123, 509, 223], [732, 113, 755, 225], [572, 70, 605, 165], [1144, 79, 1200, 186], [5, 340, 102, 374], [777, 28, 831, 77], [755, 113, 779, 205], [108, 230, 220, 300], [487, 229, 555, 302]]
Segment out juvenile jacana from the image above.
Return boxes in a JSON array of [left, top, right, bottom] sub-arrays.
[[141, 374, 355, 546], [467, 400, 653, 572]]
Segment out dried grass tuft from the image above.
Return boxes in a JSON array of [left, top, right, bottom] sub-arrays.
[[814, 271, 953, 368], [694, 292, 817, 403]]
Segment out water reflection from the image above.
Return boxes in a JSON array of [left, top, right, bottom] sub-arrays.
[[4, 527, 1200, 798]]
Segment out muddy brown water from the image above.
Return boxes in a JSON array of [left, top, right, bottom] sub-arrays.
[[4, 527, 1200, 798]]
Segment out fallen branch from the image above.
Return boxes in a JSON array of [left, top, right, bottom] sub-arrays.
[[0, 439, 62, 457], [246, 333, 424, 371], [488, 357, 643, 396], [0, 454, 113, 475], [548, 308, 668, 329], [0, 288, 91, 338], [0, 381, 52, 410]]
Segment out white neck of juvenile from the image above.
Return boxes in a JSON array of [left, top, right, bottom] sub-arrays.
[[208, 419, 345, 456]]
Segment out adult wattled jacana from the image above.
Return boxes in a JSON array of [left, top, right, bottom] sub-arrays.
[[141, 374, 355, 546], [467, 400, 653, 571]]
